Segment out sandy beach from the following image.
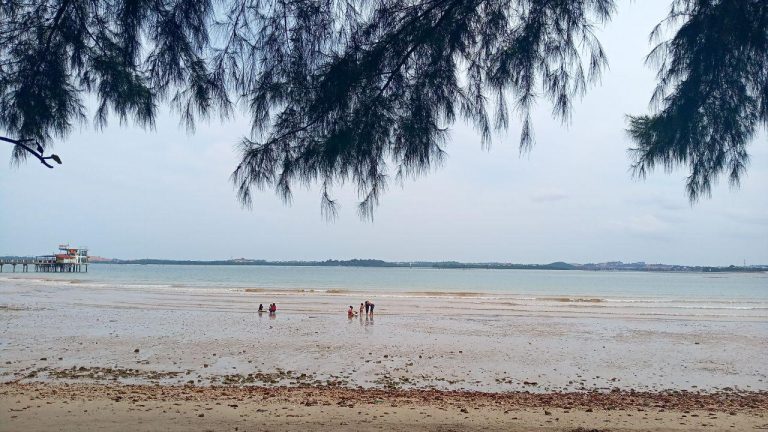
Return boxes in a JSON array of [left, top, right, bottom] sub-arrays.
[[2, 296, 766, 393], [2, 268, 767, 430], [2, 382, 767, 431]]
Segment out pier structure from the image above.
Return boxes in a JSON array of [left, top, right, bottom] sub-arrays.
[[0, 245, 88, 273]]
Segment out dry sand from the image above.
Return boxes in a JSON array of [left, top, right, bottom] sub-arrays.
[[2, 382, 767, 431]]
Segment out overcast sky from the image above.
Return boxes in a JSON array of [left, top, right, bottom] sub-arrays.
[[1, 0, 766, 265]]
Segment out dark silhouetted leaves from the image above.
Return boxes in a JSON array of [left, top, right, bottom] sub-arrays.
[[628, 0, 767, 202], [1, 0, 765, 213]]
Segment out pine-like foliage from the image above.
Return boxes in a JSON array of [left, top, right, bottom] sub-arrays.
[[629, 0, 768, 201], [0, 0, 228, 166], [0, 0, 765, 214]]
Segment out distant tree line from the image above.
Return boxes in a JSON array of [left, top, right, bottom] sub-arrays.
[[93, 258, 767, 272]]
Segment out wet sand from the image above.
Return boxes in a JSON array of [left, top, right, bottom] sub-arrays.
[[2, 304, 766, 392], [2, 273, 767, 429], [2, 382, 767, 431]]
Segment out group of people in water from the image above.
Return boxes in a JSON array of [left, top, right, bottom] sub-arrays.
[[257, 303, 277, 314], [257, 300, 375, 319], [348, 300, 375, 318]]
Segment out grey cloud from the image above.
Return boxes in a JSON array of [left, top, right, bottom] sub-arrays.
[[723, 209, 768, 226], [609, 214, 673, 240], [530, 188, 569, 203]]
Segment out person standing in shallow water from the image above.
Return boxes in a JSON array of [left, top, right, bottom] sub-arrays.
[[364, 301, 370, 315], [368, 301, 375, 316], [359, 302, 364, 315]]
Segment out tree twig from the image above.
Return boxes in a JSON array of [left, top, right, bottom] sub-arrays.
[[0, 136, 61, 168]]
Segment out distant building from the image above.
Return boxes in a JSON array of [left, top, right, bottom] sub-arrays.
[[36, 244, 89, 272], [55, 245, 88, 265]]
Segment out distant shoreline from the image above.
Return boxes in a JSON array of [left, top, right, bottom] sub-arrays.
[[83, 258, 768, 273]]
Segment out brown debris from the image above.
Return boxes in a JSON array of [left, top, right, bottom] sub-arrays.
[[1, 382, 766, 414]]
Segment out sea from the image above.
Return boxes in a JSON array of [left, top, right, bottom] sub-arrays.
[[1, 264, 766, 320]]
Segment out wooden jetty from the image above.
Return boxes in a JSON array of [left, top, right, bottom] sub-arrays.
[[0, 245, 88, 273]]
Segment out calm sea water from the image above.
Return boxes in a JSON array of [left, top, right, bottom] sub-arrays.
[[2, 263, 766, 300]]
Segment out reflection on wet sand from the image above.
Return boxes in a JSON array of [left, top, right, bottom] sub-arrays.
[[1, 275, 766, 393]]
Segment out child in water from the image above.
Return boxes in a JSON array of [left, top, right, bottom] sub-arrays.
[[348, 305, 357, 318]]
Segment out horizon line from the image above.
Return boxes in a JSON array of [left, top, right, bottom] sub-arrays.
[[81, 257, 767, 269]]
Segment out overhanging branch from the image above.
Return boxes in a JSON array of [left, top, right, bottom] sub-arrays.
[[0, 136, 62, 168]]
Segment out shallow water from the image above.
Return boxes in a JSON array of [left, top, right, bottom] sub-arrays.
[[1, 264, 766, 319], [1, 265, 766, 391]]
